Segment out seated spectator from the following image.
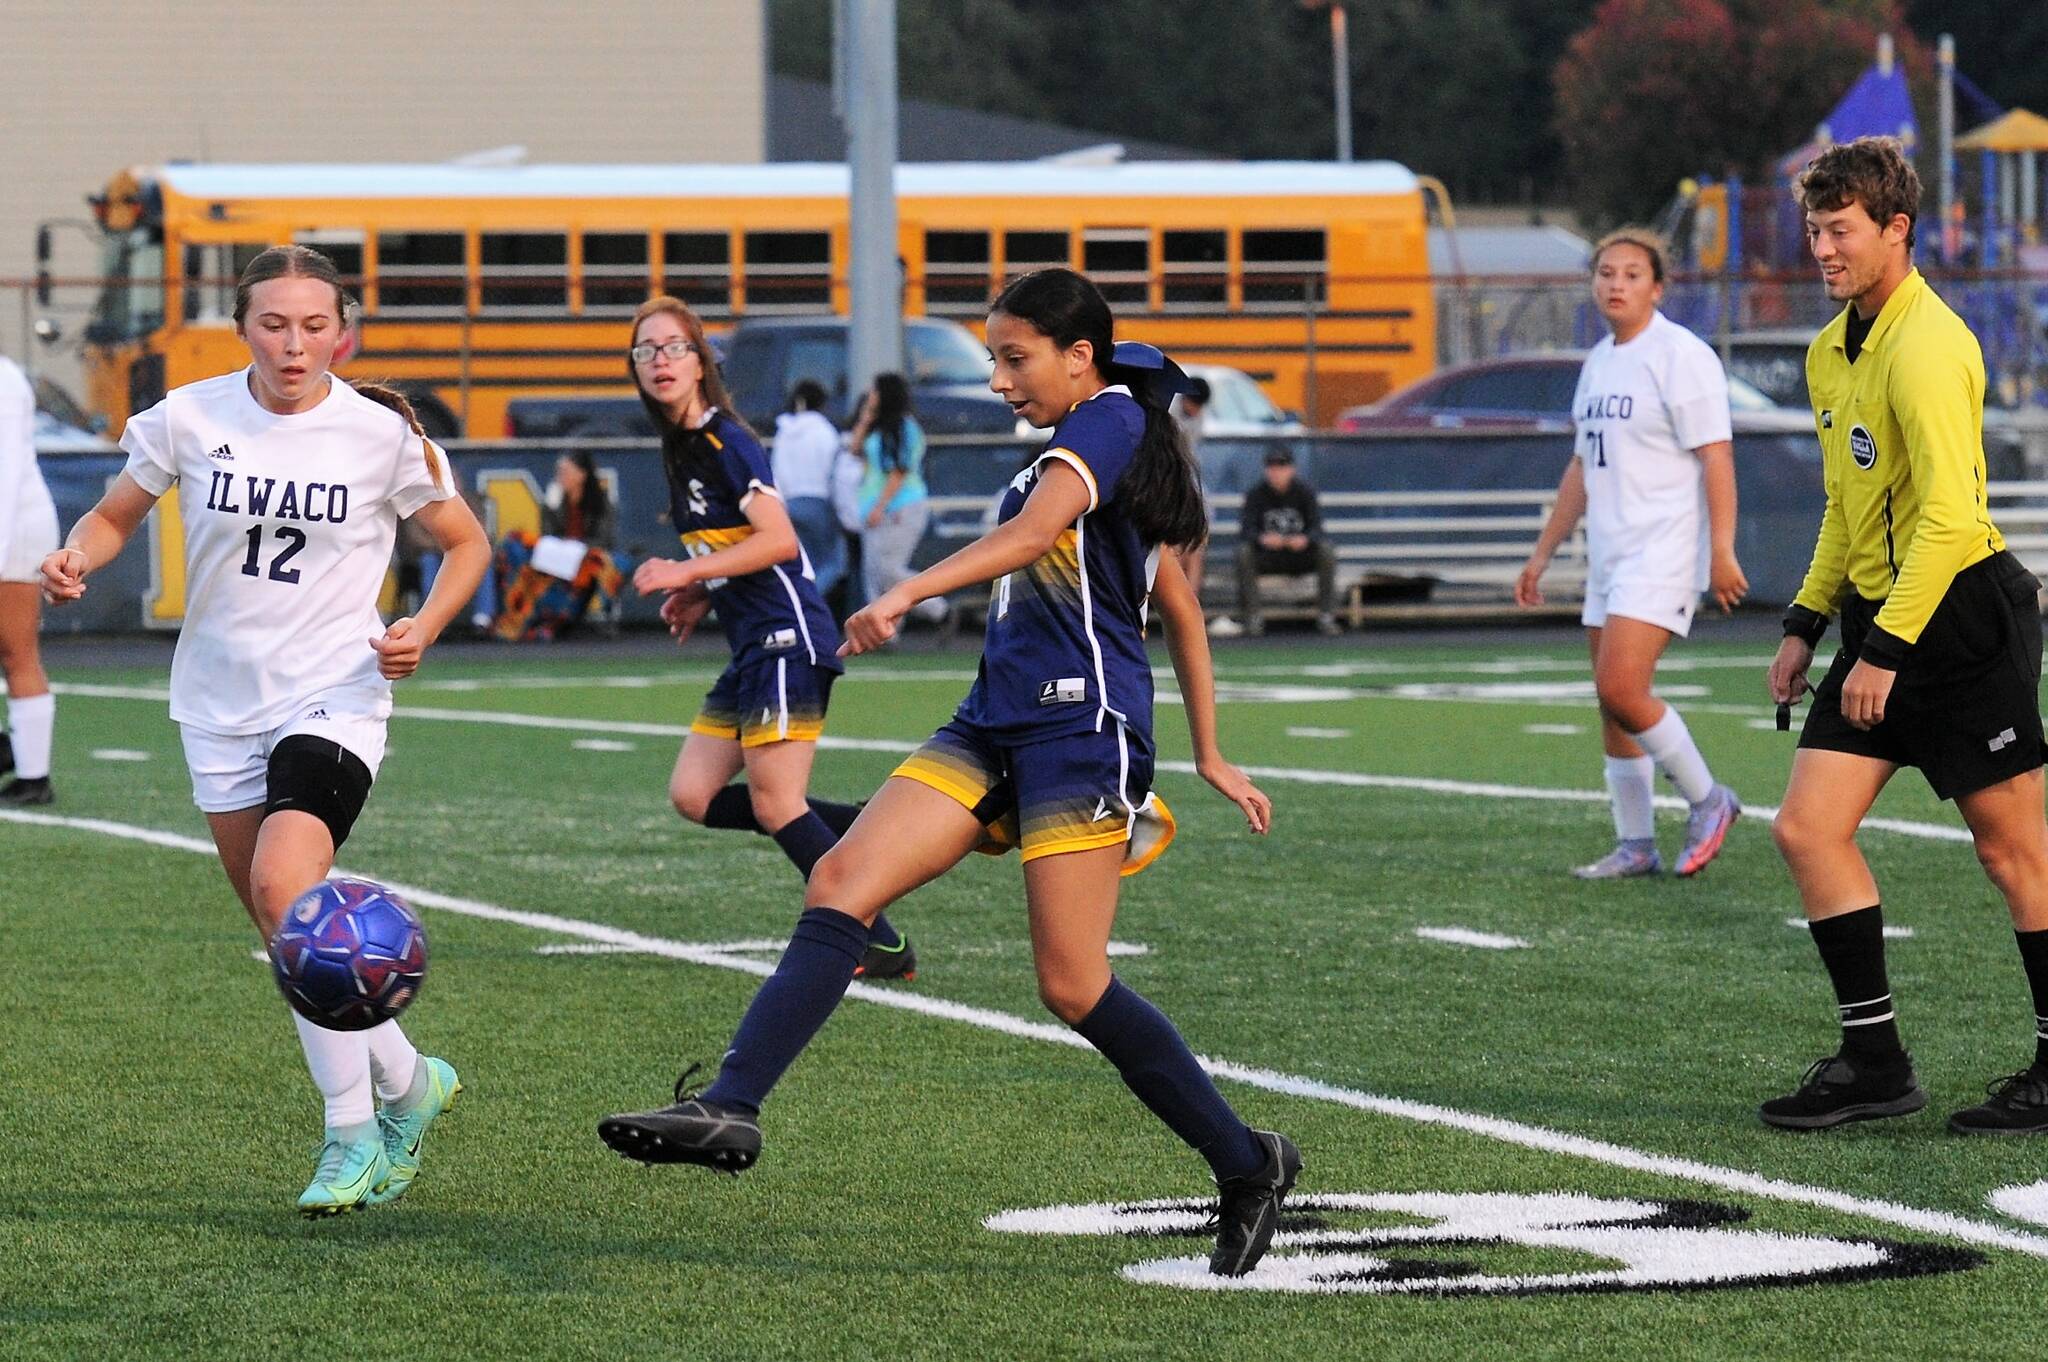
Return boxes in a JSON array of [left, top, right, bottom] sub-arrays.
[[1232, 448, 1341, 637], [492, 451, 626, 640], [773, 380, 847, 597]]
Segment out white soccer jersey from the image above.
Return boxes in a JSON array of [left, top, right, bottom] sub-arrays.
[[120, 369, 453, 734], [1572, 312, 1733, 593], [0, 357, 60, 581]]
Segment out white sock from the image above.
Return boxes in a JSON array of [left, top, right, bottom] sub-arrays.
[[1603, 755, 1657, 842], [291, 1011, 376, 1131], [364, 1019, 422, 1105], [7, 692, 53, 779], [1633, 705, 1715, 804]]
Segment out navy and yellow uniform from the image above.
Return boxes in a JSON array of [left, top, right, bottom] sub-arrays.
[[1787, 269, 2044, 797], [667, 409, 844, 746], [894, 387, 1175, 872]]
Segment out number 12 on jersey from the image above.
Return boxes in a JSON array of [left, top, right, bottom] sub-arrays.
[[241, 525, 306, 583]]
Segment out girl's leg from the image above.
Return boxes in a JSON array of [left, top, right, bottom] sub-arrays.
[[1024, 844, 1266, 1182], [0, 584, 54, 791], [1594, 615, 1715, 802], [668, 731, 746, 825], [697, 777, 986, 1113], [1580, 626, 1656, 876]]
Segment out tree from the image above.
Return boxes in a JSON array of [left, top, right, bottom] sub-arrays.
[[1904, 1, 2048, 116], [1554, 0, 1928, 226]]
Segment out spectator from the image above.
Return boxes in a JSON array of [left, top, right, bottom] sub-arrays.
[[492, 451, 626, 640], [849, 373, 948, 630], [1232, 448, 1341, 636], [773, 380, 847, 597]]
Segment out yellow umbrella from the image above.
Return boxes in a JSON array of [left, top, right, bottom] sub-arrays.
[[1957, 109, 2048, 153]]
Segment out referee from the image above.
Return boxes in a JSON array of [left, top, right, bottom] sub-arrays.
[[1762, 137, 2048, 1134]]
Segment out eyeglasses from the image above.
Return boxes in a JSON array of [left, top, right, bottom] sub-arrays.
[[630, 339, 695, 365]]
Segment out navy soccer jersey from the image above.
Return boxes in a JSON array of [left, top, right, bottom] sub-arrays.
[[957, 386, 1157, 743], [665, 409, 842, 672]]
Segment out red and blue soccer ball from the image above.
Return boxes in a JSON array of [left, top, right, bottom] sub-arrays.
[[269, 878, 428, 1031]]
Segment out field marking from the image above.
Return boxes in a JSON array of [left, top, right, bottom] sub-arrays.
[[50, 686, 1981, 849], [1786, 917, 1917, 940], [1285, 726, 1353, 740], [8, 804, 2048, 1264], [90, 748, 153, 762], [571, 738, 637, 752], [1521, 723, 1585, 736], [533, 937, 1153, 958], [1414, 926, 1531, 950], [1991, 1183, 2048, 1227]]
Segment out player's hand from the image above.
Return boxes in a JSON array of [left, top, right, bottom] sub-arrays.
[[1839, 657, 1894, 731], [1199, 756, 1271, 834], [661, 583, 713, 645], [632, 556, 696, 596], [39, 548, 87, 605], [1767, 635, 1815, 706], [1514, 554, 1548, 608], [371, 616, 428, 679], [1710, 550, 1749, 615], [840, 586, 913, 656]]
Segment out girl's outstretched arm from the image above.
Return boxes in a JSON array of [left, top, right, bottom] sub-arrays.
[[1153, 548, 1271, 834]]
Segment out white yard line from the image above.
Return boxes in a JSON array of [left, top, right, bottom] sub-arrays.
[[5, 803, 2042, 1261], [1414, 926, 1531, 950]]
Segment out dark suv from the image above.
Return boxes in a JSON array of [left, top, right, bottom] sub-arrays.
[[720, 316, 1020, 435]]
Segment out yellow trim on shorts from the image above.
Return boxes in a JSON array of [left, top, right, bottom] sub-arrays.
[[690, 715, 741, 740], [890, 759, 991, 811], [1019, 826, 1131, 863], [740, 719, 823, 748]]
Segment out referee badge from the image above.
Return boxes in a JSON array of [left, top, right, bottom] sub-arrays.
[[1849, 424, 1878, 471]]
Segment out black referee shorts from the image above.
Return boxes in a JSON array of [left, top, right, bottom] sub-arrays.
[[1800, 551, 2046, 801]]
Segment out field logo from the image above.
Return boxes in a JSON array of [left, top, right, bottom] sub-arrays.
[[985, 1191, 1979, 1295], [1850, 424, 1878, 470]]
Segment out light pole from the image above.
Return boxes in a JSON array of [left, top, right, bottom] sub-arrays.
[[1300, 0, 1352, 162]]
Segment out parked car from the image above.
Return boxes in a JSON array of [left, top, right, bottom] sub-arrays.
[[1180, 364, 1306, 440], [720, 316, 1022, 436], [1334, 351, 1815, 437], [31, 379, 116, 455]]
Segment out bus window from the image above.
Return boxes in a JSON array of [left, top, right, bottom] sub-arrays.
[[662, 231, 731, 315], [924, 230, 990, 314], [1162, 230, 1227, 311], [480, 232, 568, 312], [1082, 230, 1149, 306], [582, 232, 650, 312], [88, 227, 165, 344], [742, 231, 830, 312], [1003, 230, 1067, 281], [182, 243, 267, 323], [376, 231, 466, 312], [1242, 229, 1325, 309]]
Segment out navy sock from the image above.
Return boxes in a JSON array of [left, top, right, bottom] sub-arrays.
[[702, 907, 869, 1114], [809, 798, 863, 836], [1072, 977, 1264, 1181], [865, 913, 903, 950], [701, 784, 759, 831], [770, 810, 837, 878], [1810, 906, 1905, 1063], [2016, 928, 2048, 1070]]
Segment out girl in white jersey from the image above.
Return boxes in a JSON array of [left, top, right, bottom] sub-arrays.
[[1518, 229, 1748, 879], [40, 246, 490, 1216], [0, 355, 61, 805]]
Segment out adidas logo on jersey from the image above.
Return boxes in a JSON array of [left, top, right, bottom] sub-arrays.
[[208, 443, 234, 461], [305, 708, 328, 721]]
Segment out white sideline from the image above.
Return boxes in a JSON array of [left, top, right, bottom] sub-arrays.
[[4, 803, 2045, 1262]]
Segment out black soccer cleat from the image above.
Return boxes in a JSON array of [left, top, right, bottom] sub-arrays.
[[1948, 1066, 2048, 1136], [598, 1064, 762, 1173], [1208, 1129, 1302, 1277], [0, 730, 12, 776], [0, 776, 52, 806], [853, 933, 917, 982], [1758, 1052, 1927, 1130]]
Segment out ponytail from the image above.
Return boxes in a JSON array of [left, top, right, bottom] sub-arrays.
[[352, 380, 446, 493]]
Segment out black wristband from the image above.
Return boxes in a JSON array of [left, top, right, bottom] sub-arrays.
[[1782, 604, 1829, 648]]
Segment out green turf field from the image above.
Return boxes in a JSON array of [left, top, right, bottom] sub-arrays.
[[6, 635, 2046, 1359]]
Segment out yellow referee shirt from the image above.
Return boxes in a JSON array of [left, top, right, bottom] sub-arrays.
[[1791, 268, 2003, 660]]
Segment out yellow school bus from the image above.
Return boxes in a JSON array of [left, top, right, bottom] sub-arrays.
[[69, 159, 1433, 436]]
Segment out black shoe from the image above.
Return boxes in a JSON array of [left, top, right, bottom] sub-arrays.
[[597, 1064, 762, 1173], [0, 730, 12, 777], [854, 934, 917, 982], [0, 776, 52, 806], [1758, 1052, 1926, 1130], [1948, 1066, 2048, 1135], [1208, 1129, 1302, 1277]]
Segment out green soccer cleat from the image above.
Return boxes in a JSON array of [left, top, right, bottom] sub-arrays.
[[365, 1057, 462, 1206], [297, 1133, 391, 1217]]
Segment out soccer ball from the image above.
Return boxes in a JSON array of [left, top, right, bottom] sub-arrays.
[[269, 878, 428, 1031]]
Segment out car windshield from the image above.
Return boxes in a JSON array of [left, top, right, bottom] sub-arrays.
[[907, 324, 994, 385], [1726, 375, 1778, 412]]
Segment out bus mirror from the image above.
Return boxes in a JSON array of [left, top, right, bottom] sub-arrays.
[[34, 226, 52, 306], [34, 318, 59, 346]]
